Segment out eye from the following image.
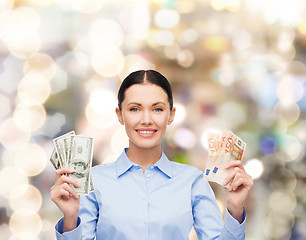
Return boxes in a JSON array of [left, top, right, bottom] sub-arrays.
[[130, 108, 139, 112], [154, 108, 163, 112]]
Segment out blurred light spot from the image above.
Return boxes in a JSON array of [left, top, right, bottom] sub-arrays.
[[264, 210, 294, 240], [277, 76, 304, 107], [215, 53, 235, 86], [14, 143, 47, 176], [73, 0, 104, 14], [155, 9, 180, 29], [164, 43, 181, 60], [28, 0, 53, 6], [174, 127, 196, 149], [13, 104, 46, 132], [245, 159, 264, 180], [274, 102, 300, 125], [280, 135, 302, 162], [172, 102, 186, 125], [23, 53, 56, 80], [232, 30, 251, 50], [118, 3, 150, 40], [119, 54, 155, 81], [0, 166, 28, 199], [89, 88, 117, 115], [211, 0, 241, 11], [203, 36, 229, 52], [86, 104, 117, 129], [111, 127, 129, 156], [102, 154, 118, 164], [269, 191, 297, 212], [178, 28, 198, 45], [217, 101, 246, 129], [86, 88, 117, 129], [0, 118, 30, 149], [177, 49, 194, 68], [260, 136, 276, 155], [298, 20, 306, 35], [91, 47, 124, 77], [9, 184, 42, 213], [176, 0, 196, 14], [200, 129, 223, 150], [18, 72, 51, 105], [1, 7, 41, 59], [9, 209, 42, 239], [151, 30, 175, 46], [0, 93, 11, 120], [275, 28, 295, 53], [0, 0, 14, 18], [51, 66, 68, 94], [89, 19, 124, 49]]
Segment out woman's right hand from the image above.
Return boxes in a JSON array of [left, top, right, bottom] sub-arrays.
[[50, 168, 80, 232]]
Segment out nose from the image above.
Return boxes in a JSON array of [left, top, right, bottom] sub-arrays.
[[140, 110, 153, 125]]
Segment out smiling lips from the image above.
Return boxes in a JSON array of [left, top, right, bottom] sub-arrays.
[[136, 129, 157, 138]]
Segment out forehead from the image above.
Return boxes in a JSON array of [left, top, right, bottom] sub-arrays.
[[123, 83, 168, 104]]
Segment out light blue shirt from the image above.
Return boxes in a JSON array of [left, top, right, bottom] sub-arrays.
[[55, 148, 246, 240]]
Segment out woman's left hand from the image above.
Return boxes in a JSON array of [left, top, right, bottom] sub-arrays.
[[223, 161, 253, 223]]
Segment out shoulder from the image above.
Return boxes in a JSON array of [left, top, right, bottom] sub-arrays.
[[91, 161, 117, 178], [169, 160, 204, 180]]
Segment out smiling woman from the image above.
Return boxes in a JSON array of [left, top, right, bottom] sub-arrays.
[[51, 70, 253, 240]]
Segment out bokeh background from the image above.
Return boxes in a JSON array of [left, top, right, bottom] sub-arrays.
[[1, 0, 306, 239]]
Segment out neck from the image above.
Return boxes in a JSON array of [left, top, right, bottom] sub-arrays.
[[127, 143, 162, 173]]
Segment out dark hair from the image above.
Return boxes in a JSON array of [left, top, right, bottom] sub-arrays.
[[117, 70, 173, 110]]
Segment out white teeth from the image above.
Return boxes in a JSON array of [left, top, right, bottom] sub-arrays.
[[138, 131, 155, 134]]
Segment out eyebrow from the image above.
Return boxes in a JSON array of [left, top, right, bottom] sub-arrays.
[[127, 102, 166, 106]]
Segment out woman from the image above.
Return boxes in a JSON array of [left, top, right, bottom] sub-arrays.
[[51, 70, 253, 239]]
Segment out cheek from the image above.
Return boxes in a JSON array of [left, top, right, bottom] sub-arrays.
[[154, 114, 170, 127]]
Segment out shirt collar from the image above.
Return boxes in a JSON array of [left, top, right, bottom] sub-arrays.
[[115, 148, 173, 179]]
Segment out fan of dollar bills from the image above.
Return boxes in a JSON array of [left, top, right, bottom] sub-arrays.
[[50, 131, 94, 195], [204, 130, 246, 188]]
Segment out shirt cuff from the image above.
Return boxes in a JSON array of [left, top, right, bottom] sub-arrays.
[[55, 217, 82, 240], [224, 208, 246, 238]]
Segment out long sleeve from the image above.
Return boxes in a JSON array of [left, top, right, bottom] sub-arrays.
[[55, 191, 99, 240], [192, 173, 246, 240]]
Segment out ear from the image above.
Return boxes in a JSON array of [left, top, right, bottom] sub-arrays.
[[115, 107, 124, 125], [167, 107, 176, 125]]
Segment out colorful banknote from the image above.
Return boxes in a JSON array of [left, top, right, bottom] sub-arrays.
[[50, 131, 94, 194], [204, 130, 246, 188]]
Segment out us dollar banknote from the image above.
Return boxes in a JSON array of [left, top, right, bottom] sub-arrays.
[[50, 131, 95, 194], [204, 130, 246, 188]]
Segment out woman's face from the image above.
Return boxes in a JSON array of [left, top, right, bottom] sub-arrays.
[[116, 83, 175, 150]]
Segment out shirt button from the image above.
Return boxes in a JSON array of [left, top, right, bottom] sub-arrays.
[[150, 166, 154, 169], [146, 173, 150, 178]]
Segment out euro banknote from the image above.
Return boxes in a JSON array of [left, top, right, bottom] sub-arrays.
[[204, 130, 246, 188]]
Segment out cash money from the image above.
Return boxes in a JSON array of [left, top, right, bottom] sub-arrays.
[[204, 130, 246, 188], [53, 131, 75, 168], [50, 131, 95, 194], [68, 135, 94, 194]]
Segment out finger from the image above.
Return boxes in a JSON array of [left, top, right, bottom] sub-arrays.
[[224, 161, 244, 170], [223, 167, 243, 186], [55, 168, 74, 180], [51, 183, 79, 200], [229, 172, 253, 192], [61, 182, 79, 199], [54, 175, 81, 189]]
